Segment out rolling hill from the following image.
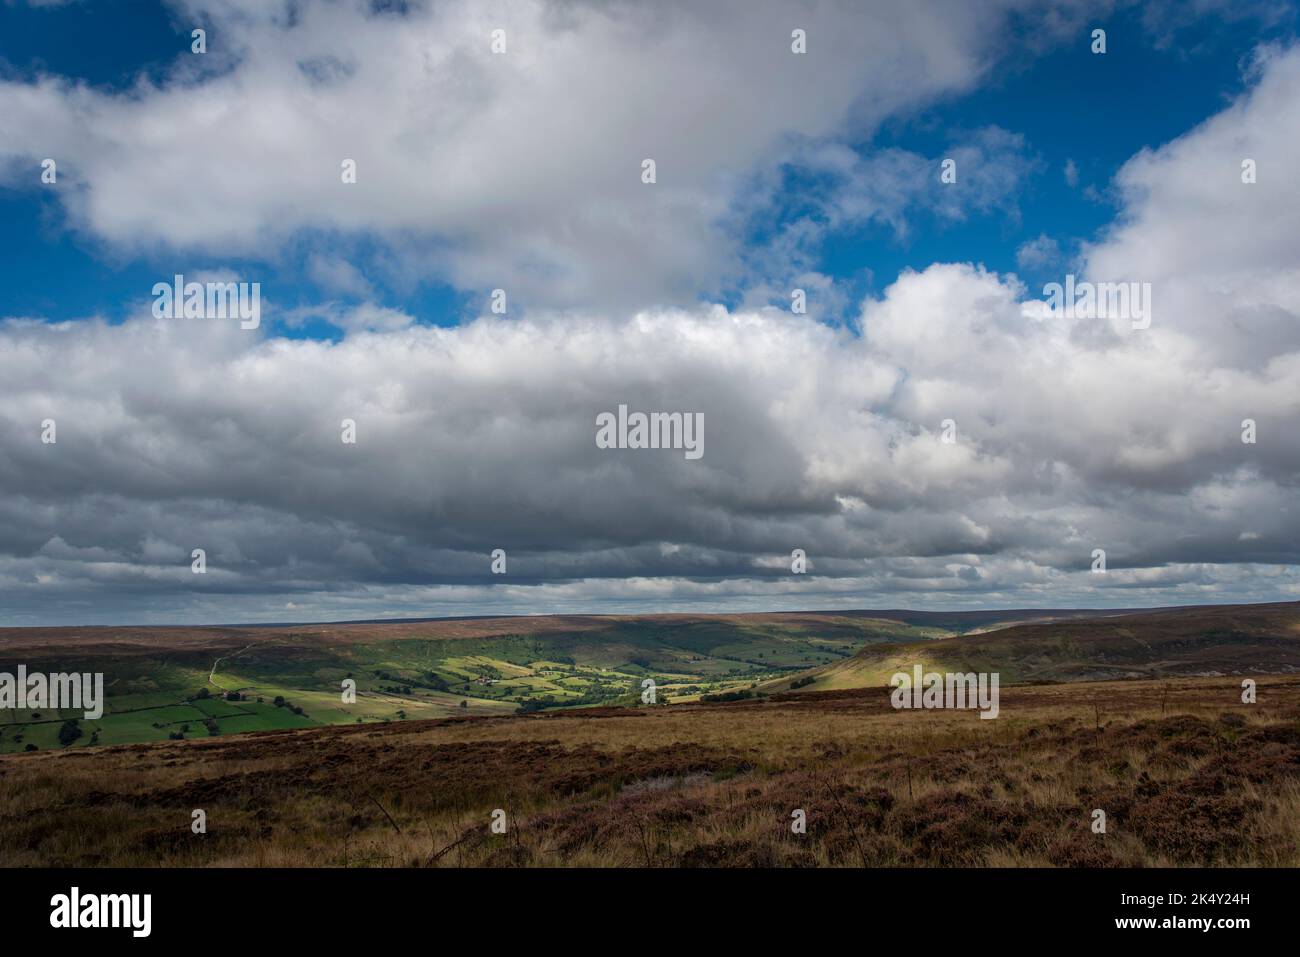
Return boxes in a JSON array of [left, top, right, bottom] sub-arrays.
[[3, 602, 1299, 869], [762, 601, 1300, 694], [0, 609, 959, 752], [4, 602, 1295, 752]]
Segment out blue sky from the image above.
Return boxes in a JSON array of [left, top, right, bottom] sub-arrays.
[[2, 0, 1299, 624]]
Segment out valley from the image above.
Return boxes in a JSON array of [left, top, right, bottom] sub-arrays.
[[1, 601, 1297, 867], [3, 602, 1296, 753]]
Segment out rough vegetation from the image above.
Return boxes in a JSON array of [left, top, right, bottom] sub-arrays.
[[1, 675, 1295, 867]]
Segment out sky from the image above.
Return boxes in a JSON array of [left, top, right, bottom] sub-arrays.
[[1, 0, 1298, 625]]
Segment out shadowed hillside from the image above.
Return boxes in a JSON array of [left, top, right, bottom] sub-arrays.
[[3, 603, 1299, 867], [1, 610, 958, 752], [763, 601, 1300, 694], [6, 603, 1293, 752]]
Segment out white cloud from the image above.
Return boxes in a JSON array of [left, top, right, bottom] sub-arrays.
[[1, 4, 1299, 623], [1016, 233, 1062, 270], [307, 253, 374, 299], [0, 0, 1081, 309]]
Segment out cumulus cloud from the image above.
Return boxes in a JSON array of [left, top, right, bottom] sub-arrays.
[[1083, 43, 1300, 367], [0, 0, 1084, 310], [3, 238, 1299, 622], [1016, 233, 1063, 270], [1, 2, 1298, 623]]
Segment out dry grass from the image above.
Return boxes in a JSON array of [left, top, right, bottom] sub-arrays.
[[1, 675, 1296, 867]]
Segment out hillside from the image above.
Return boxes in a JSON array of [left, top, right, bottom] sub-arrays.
[[4, 603, 1299, 870], [6, 602, 1290, 752], [763, 601, 1300, 694], [0, 610, 957, 752]]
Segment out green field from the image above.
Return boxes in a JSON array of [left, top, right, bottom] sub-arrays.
[[0, 613, 947, 753], [6, 603, 1297, 754]]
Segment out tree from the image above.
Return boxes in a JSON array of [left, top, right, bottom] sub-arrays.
[[57, 719, 83, 747]]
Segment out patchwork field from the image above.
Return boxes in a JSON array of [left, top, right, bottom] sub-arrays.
[[2, 602, 1299, 867], [4, 603, 1298, 754], [0, 611, 954, 753]]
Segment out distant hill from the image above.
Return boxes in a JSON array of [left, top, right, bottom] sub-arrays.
[[762, 601, 1300, 693], [0, 602, 1175, 654], [5, 602, 1294, 752]]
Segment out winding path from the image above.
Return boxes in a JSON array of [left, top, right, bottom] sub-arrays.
[[208, 642, 258, 690]]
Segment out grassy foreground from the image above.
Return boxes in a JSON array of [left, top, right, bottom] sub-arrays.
[[1, 674, 1296, 867]]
